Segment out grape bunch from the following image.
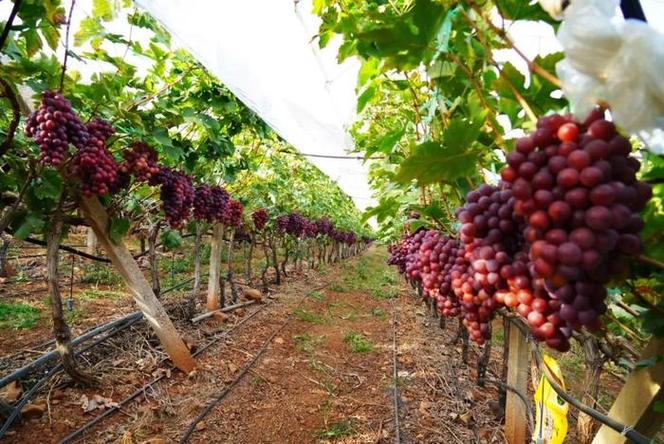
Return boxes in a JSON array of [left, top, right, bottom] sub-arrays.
[[222, 199, 244, 228], [121, 142, 160, 182], [452, 185, 521, 344], [71, 126, 120, 198], [252, 208, 269, 231], [303, 220, 318, 238], [153, 168, 195, 228], [278, 213, 306, 237], [86, 117, 114, 142], [108, 169, 131, 194], [193, 185, 229, 223], [25, 91, 88, 165], [404, 229, 426, 283], [416, 230, 462, 317], [315, 218, 334, 236], [387, 235, 409, 274], [499, 111, 651, 349], [234, 227, 252, 244]]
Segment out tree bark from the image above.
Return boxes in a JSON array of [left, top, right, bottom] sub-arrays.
[[270, 233, 280, 285], [85, 227, 97, 256], [260, 233, 270, 292], [227, 229, 238, 304], [0, 235, 10, 277], [47, 195, 94, 385], [189, 223, 203, 303], [245, 233, 255, 283], [148, 221, 161, 298], [207, 224, 224, 311], [280, 237, 289, 277], [578, 335, 606, 443]]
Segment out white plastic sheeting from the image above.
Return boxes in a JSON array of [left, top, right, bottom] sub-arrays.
[[135, 0, 374, 210], [556, 0, 664, 154]]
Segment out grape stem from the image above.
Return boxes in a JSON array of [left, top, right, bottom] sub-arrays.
[[0, 78, 21, 157], [464, 0, 562, 88], [0, 0, 22, 52], [59, 0, 77, 92], [636, 254, 664, 271]]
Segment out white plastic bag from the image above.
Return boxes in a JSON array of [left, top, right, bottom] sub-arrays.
[[556, 0, 664, 153]]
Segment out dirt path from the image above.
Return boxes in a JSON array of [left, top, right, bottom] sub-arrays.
[[4, 248, 503, 443]]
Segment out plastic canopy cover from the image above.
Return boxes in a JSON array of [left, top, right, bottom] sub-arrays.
[[135, 0, 374, 210]]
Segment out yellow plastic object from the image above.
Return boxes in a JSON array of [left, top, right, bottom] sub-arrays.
[[532, 354, 569, 444]]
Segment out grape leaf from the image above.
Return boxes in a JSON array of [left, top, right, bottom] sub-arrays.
[[108, 218, 129, 245]]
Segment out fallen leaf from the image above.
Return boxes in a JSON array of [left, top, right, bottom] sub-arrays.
[[21, 402, 46, 419], [0, 381, 22, 402], [459, 411, 474, 424], [274, 337, 284, 345]]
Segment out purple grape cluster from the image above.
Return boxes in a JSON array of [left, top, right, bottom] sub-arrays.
[[121, 142, 160, 182], [152, 168, 195, 228], [252, 208, 269, 230], [193, 185, 230, 223], [222, 199, 244, 228], [25, 91, 87, 165]]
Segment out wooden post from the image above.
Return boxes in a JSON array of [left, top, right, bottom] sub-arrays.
[[207, 223, 224, 311], [505, 324, 529, 444], [85, 227, 97, 256], [592, 337, 664, 443], [79, 197, 195, 373]]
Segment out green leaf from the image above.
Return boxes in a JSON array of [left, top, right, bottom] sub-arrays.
[[654, 401, 664, 413], [395, 117, 482, 185], [160, 229, 182, 250], [152, 127, 173, 146], [75, 17, 104, 46], [14, 214, 44, 240], [108, 218, 129, 244], [33, 169, 63, 200], [23, 29, 42, 57], [408, 219, 429, 232], [92, 0, 114, 20], [356, 83, 377, 113]]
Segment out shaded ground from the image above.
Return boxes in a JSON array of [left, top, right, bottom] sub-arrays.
[[0, 246, 508, 443]]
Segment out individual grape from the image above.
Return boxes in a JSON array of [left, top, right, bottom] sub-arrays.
[[557, 122, 579, 142]]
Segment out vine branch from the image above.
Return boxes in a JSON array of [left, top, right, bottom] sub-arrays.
[[0, 78, 21, 157], [59, 0, 77, 92], [0, 0, 22, 52]]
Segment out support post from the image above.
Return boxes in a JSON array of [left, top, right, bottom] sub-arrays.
[[207, 223, 224, 311], [592, 337, 664, 443], [504, 324, 529, 444], [79, 196, 195, 373]]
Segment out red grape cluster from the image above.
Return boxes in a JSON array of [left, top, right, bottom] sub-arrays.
[[121, 142, 160, 183], [193, 185, 229, 223], [222, 199, 244, 228], [152, 168, 195, 228], [86, 117, 114, 142], [25, 91, 88, 165], [416, 230, 462, 318], [252, 208, 269, 231], [315, 218, 334, 236], [388, 111, 652, 351], [452, 185, 521, 344], [276, 213, 307, 237], [387, 235, 410, 274], [72, 134, 119, 198], [499, 112, 651, 349], [303, 220, 319, 238]]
